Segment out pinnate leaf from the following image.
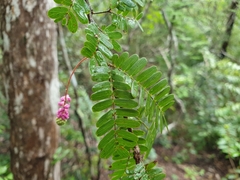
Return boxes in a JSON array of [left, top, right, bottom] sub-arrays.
[[96, 119, 114, 136], [115, 118, 140, 128], [48, 7, 68, 19], [92, 99, 113, 112], [67, 12, 78, 33]]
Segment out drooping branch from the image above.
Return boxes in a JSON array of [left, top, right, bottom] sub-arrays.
[[219, 0, 238, 59]]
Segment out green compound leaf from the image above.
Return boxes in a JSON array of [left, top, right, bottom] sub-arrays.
[[114, 52, 129, 67], [81, 47, 93, 58], [119, 17, 128, 31], [138, 137, 146, 144], [96, 110, 113, 128], [136, 12, 144, 20], [158, 94, 174, 107], [126, 57, 147, 76], [100, 138, 116, 158], [117, 137, 137, 147], [54, 0, 72, 6], [145, 161, 157, 171], [87, 23, 99, 34], [107, 32, 123, 39], [141, 72, 162, 88], [111, 0, 118, 8], [95, 51, 108, 66], [75, 0, 90, 13], [110, 158, 130, 170], [96, 119, 114, 136], [136, 66, 158, 82], [105, 24, 117, 32], [84, 41, 96, 53], [119, 54, 138, 71], [149, 79, 168, 95], [92, 81, 111, 92], [112, 146, 130, 160], [133, 130, 145, 136], [121, 0, 136, 8], [134, 0, 144, 6], [92, 99, 113, 112], [139, 145, 148, 152], [67, 12, 78, 33], [112, 82, 131, 90], [91, 89, 112, 101], [86, 33, 98, 46], [115, 118, 141, 128], [99, 33, 113, 49], [98, 130, 115, 149], [98, 43, 113, 59], [72, 3, 88, 24], [117, 129, 138, 142], [61, 18, 67, 25], [110, 170, 126, 180], [112, 40, 122, 52], [114, 90, 134, 99], [111, 71, 125, 82], [110, 159, 135, 172], [115, 99, 138, 108], [115, 108, 139, 117], [91, 73, 109, 82], [146, 168, 165, 180], [48, 7, 68, 20], [162, 101, 175, 111], [155, 86, 171, 101]]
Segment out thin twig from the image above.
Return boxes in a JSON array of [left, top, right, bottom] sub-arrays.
[[92, 9, 111, 15], [96, 156, 101, 180], [64, 57, 88, 98], [85, 0, 94, 23]]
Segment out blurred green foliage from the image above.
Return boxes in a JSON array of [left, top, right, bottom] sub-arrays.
[[1, 0, 240, 179]]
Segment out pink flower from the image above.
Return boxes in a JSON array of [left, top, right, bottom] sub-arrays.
[[56, 94, 71, 126], [60, 94, 71, 102]]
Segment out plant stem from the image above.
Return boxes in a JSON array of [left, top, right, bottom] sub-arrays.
[[64, 57, 88, 99], [92, 9, 111, 15], [85, 0, 94, 23]]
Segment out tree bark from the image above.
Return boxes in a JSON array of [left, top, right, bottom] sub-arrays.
[[220, 0, 238, 59], [0, 1, 60, 179]]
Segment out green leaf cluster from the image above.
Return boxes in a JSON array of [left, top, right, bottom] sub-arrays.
[[48, 0, 174, 179], [81, 23, 123, 58], [48, 0, 89, 33], [89, 51, 174, 178]]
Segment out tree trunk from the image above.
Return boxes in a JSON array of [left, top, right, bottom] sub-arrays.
[[219, 0, 238, 59], [0, 1, 60, 179]]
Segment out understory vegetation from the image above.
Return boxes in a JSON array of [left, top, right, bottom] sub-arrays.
[[0, 0, 239, 179]]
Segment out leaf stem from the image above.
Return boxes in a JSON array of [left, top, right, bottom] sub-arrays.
[[64, 57, 88, 100], [92, 9, 111, 15], [85, 0, 94, 23]]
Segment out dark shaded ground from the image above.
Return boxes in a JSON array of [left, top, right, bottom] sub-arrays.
[[155, 144, 231, 180]]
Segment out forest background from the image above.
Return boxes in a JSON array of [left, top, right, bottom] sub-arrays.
[[0, 0, 239, 179]]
